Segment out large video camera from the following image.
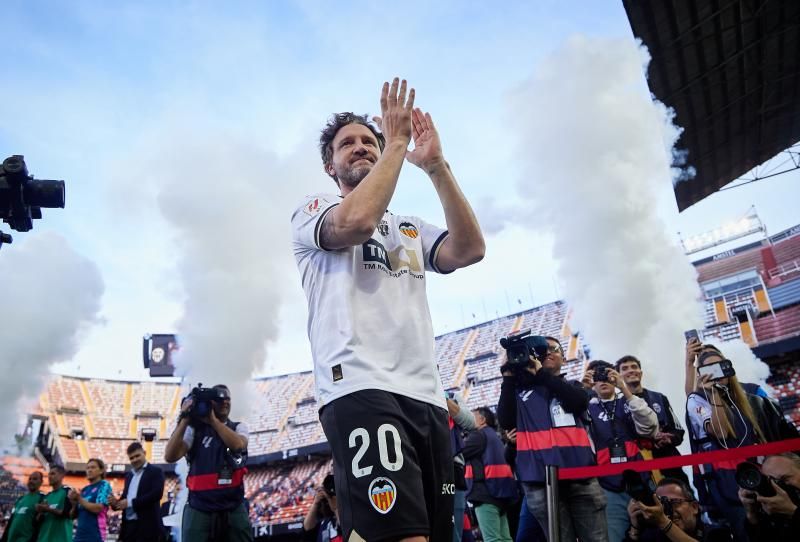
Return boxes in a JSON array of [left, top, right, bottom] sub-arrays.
[[0, 155, 65, 248], [186, 383, 228, 421], [499, 329, 550, 368]]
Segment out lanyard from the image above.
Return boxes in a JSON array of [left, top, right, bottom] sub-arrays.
[[600, 397, 620, 439]]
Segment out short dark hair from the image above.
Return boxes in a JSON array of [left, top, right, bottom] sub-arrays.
[[657, 477, 696, 501], [475, 406, 497, 429], [29, 471, 43, 480], [127, 442, 144, 456], [615, 355, 641, 371], [587, 360, 613, 372], [49, 465, 66, 475], [319, 113, 385, 182]]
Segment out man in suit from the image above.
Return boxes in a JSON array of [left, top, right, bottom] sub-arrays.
[[109, 441, 166, 542]]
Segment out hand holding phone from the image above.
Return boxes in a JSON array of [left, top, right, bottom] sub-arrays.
[[697, 359, 735, 381]]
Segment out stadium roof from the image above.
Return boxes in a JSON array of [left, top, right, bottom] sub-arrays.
[[623, 0, 800, 211]]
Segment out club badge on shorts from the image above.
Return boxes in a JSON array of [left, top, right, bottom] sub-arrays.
[[368, 477, 397, 514]]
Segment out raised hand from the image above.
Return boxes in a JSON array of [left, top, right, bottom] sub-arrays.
[[406, 108, 445, 174], [685, 338, 702, 366], [608, 369, 627, 391], [372, 78, 414, 146]]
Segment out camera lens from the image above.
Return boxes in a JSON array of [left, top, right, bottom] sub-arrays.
[[736, 468, 760, 490], [735, 462, 776, 497]]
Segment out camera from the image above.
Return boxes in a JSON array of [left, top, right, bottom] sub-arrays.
[[735, 462, 776, 497], [623, 469, 657, 506], [0, 155, 65, 241], [499, 329, 549, 367], [186, 384, 228, 421], [323, 474, 336, 497], [658, 495, 674, 517], [594, 367, 609, 382]]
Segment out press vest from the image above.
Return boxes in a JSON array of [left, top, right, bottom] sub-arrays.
[[187, 420, 248, 512], [588, 396, 644, 491], [515, 385, 595, 483], [465, 427, 517, 500]]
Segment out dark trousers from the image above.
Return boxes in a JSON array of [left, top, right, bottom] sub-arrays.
[[120, 518, 164, 542], [181, 502, 252, 542]]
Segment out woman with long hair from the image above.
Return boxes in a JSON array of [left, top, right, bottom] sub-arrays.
[[686, 349, 765, 540], [69, 458, 113, 542]]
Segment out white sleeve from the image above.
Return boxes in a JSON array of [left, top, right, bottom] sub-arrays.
[[291, 194, 341, 251], [686, 394, 711, 437], [183, 426, 194, 449], [235, 422, 249, 446], [626, 395, 659, 438], [418, 217, 450, 274]]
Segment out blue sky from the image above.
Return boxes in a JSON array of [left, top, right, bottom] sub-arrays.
[[2, 1, 797, 383]]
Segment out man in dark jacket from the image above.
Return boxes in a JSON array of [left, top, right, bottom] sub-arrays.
[[109, 441, 166, 542], [739, 453, 800, 542], [497, 335, 608, 542], [626, 477, 732, 541], [616, 355, 689, 484], [463, 407, 517, 542]]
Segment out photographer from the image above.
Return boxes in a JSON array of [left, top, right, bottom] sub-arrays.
[[585, 360, 658, 542], [302, 474, 341, 542], [616, 355, 688, 484], [496, 335, 608, 542], [625, 477, 732, 541], [738, 453, 800, 542], [463, 407, 516, 542], [164, 384, 251, 542]]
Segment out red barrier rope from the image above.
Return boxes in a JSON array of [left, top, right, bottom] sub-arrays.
[[557, 438, 800, 480]]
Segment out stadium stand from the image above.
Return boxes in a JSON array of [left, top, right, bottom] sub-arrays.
[[1, 223, 798, 536]]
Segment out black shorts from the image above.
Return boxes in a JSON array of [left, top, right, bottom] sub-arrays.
[[320, 389, 454, 541]]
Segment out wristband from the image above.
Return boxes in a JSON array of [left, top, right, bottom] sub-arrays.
[[661, 519, 673, 534]]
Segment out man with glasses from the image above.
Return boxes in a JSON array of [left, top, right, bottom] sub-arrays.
[[164, 384, 251, 542], [625, 477, 732, 541], [497, 336, 609, 542], [738, 453, 800, 541]]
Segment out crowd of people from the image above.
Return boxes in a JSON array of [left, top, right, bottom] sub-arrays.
[[0, 445, 169, 542], [451, 335, 800, 542]]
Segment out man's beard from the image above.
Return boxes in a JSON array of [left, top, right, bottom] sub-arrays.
[[338, 163, 372, 189]]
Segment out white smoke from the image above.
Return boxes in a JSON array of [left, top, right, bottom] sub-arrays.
[[136, 123, 319, 417], [0, 233, 104, 440], [505, 34, 755, 415]]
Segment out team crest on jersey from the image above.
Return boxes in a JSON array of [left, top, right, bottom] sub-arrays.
[[368, 477, 397, 514], [398, 221, 418, 239], [378, 219, 389, 237], [652, 403, 662, 414], [303, 198, 322, 216]]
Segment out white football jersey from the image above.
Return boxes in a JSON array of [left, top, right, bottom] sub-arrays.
[[291, 193, 450, 410]]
